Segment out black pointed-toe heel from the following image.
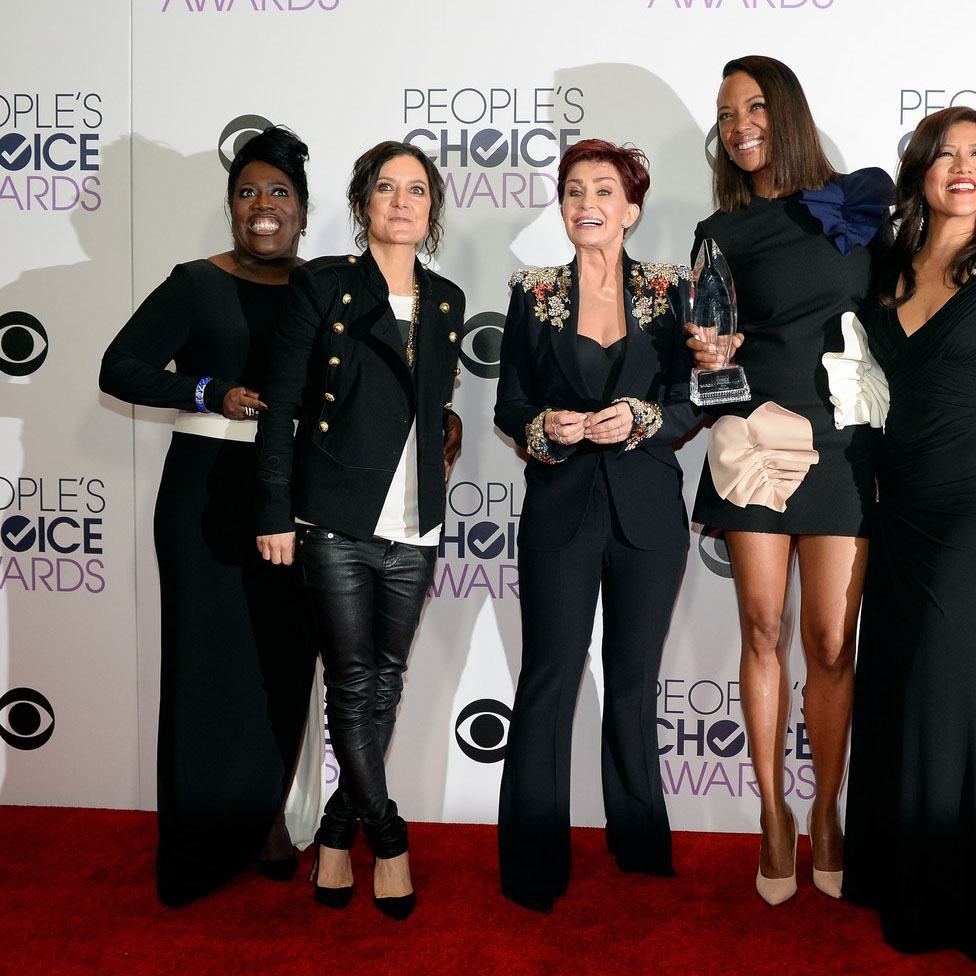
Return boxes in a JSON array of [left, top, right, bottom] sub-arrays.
[[373, 891, 416, 921], [309, 848, 354, 909], [372, 857, 415, 921], [257, 851, 298, 882], [501, 887, 554, 914]]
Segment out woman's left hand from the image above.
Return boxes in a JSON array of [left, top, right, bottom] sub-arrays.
[[585, 402, 633, 444], [444, 413, 462, 481]]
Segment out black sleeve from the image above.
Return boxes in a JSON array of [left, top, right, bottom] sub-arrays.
[[98, 264, 234, 413], [614, 280, 700, 451], [493, 284, 573, 460], [656, 295, 702, 444], [254, 263, 331, 535]]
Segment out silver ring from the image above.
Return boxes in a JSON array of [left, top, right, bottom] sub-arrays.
[[244, 406, 257, 418]]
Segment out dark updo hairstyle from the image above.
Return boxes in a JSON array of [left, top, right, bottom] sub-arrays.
[[557, 138, 651, 210], [347, 141, 446, 255], [226, 125, 310, 211], [881, 105, 976, 308], [714, 56, 836, 211]]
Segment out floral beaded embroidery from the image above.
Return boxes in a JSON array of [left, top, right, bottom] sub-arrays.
[[629, 262, 689, 329], [525, 408, 566, 465], [510, 266, 572, 331], [611, 397, 663, 451]]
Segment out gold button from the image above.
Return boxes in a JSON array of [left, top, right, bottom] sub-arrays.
[[347, 255, 357, 263], [318, 421, 329, 432], [439, 302, 450, 313], [454, 366, 461, 376], [324, 392, 335, 402], [333, 322, 344, 334], [342, 293, 352, 304], [328, 356, 340, 367], [444, 401, 453, 409], [448, 331, 458, 343]]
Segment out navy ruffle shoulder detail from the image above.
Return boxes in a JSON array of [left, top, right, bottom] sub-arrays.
[[798, 167, 894, 256]]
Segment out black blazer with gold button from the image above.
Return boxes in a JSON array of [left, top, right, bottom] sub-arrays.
[[255, 249, 464, 539], [494, 251, 699, 552]]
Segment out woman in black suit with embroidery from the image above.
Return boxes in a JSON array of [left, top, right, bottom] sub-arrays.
[[494, 139, 699, 913], [255, 141, 464, 920]]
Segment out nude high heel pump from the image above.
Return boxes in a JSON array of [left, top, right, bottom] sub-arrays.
[[756, 808, 798, 906], [806, 808, 843, 899]]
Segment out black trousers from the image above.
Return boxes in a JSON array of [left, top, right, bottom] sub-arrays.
[[297, 527, 436, 858], [498, 474, 685, 905]]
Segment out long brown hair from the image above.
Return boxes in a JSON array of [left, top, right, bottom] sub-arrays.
[[881, 105, 976, 308], [714, 56, 836, 211]]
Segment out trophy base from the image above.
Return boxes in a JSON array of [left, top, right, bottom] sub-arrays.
[[690, 366, 751, 407]]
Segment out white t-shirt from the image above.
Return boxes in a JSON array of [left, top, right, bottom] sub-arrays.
[[371, 293, 441, 547]]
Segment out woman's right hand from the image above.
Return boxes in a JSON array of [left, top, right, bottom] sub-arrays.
[[545, 409, 588, 446], [257, 532, 296, 566], [223, 386, 267, 421], [684, 322, 744, 369]]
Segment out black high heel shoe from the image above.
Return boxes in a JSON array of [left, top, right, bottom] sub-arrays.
[[372, 856, 415, 921], [257, 851, 298, 882], [310, 847, 354, 909]]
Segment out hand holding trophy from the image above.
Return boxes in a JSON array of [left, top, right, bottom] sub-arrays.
[[685, 239, 750, 407]]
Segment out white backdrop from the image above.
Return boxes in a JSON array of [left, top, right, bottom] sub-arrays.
[[2, 0, 971, 832]]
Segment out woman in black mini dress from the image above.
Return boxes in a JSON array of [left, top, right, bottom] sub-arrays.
[[688, 56, 891, 905]]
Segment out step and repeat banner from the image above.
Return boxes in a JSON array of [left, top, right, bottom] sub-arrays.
[[2, 0, 970, 830]]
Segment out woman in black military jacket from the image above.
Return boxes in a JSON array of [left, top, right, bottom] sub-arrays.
[[494, 139, 699, 914], [255, 142, 464, 920]]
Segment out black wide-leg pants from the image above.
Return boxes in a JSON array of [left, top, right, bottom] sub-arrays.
[[297, 527, 436, 858], [498, 475, 684, 906]]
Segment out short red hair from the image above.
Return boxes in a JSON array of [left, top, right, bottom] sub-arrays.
[[557, 139, 650, 206]]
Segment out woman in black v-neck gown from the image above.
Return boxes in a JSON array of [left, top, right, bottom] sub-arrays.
[[844, 107, 976, 960]]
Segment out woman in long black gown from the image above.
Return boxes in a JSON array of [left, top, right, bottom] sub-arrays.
[[844, 106, 976, 960], [99, 127, 317, 906]]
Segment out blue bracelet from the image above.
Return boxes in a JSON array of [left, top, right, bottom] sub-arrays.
[[194, 376, 212, 413]]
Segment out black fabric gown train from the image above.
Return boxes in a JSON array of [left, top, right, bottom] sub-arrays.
[[844, 274, 976, 959], [101, 261, 317, 906]]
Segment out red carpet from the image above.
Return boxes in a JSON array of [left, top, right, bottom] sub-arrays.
[[1, 806, 973, 976]]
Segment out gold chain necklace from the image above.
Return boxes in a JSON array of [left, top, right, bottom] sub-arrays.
[[406, 276, 419, 366]]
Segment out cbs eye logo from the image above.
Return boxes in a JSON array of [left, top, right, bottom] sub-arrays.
[[218, 114, 274, 173], [697, 525, 733, 579], [454, 698, 511, 763], [459, 312, 505, 380], [0, 311, 48, 377], [0, 688, 55, 750]]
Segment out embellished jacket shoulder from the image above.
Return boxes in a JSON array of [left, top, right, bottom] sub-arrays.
[[627, 260, 689, 329]]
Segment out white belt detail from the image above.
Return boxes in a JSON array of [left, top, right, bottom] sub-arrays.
[[174, 411, 257, 443]]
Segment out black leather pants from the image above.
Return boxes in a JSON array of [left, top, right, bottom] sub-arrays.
[[297, 527, 436, 859]]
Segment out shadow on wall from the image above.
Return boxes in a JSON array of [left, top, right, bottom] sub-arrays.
[[0, 134, 230, 807], [391, 63, 714, 829], [0, 134, 139, 804]]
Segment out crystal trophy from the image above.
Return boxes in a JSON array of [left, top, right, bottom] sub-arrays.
[[687, 238, 750, 407]]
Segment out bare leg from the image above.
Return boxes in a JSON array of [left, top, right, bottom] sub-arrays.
[[317, 847, 354, 889], [374, 852, 413, 898], [725, 531, 798, 880], [796, 534, 868, 872]]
